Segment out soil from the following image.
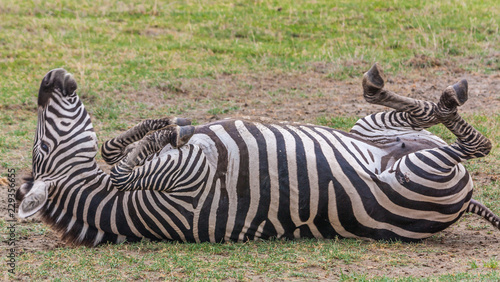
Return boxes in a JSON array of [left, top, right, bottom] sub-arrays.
[[126, 66, 500, 125], [1, 67, 499, 279]]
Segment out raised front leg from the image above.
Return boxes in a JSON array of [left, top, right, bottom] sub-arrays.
[[110, 124, 195, 191], [102, 117, 191, 165]]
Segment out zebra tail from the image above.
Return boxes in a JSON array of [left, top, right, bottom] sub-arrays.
[[466, 199, 500, 231]]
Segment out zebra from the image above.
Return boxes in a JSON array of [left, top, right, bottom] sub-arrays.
[[16, 64, 499, 246]]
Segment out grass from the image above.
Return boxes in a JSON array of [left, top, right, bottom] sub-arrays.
[[1, 0, 499, 280], [5, 237, 500, 280], [14, 239, 363, 280]]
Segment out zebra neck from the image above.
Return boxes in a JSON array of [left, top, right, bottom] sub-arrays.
[[41, 163, 140, 246]]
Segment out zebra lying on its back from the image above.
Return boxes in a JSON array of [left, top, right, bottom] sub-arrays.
[[17, 64, 499, 246]]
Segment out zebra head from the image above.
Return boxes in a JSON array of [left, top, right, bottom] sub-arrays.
[[17, 69, 98, 218]]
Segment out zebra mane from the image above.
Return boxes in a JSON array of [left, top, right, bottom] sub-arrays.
[[16, 171, 107, 246], [37, 176, 143, 247], [39, 207, 123, 247], [17, 173, 142, 247], [16, 167, 138, 246]]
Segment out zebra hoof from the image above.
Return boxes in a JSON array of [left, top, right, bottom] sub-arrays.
[[452, 79, 468, 106], [175, 117, 192, 126], [176, 125, 195, 148], [439, 79, 468, 110], [362, 63, 386, 103]]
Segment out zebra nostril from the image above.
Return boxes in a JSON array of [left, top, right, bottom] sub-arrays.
[[63, 73, 77, 96]]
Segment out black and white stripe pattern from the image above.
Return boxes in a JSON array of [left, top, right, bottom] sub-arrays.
[[17, 67, 499, 246]]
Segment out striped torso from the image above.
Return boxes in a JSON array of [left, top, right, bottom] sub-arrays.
[[117, 119, 471, 242]]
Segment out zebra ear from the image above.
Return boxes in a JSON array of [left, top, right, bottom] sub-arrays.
[[18, 181, 48, 218]]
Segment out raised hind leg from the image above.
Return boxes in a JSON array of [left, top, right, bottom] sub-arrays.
[[358, 63, 491, 161], [110, 124, 195, 191], [102, 117, 191, 165], [360, 64, 496, 237]]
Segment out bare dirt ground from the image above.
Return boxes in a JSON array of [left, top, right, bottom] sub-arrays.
[[1, 67, 499, 278], [128, 65, 500, 125]]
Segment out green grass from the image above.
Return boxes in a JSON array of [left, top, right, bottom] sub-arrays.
[[1, 0, 500, 280], [208, 105, 240, 115], [17, 239, 363, 280], [317, 116, 361, 132], [6, 237, 499, 280]]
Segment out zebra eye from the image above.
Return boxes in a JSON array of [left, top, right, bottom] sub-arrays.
[[40, 142, 49, 152]]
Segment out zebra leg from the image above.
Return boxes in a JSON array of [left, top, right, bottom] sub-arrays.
[[350, 63, 454, 146], [102, 117, 191, 165], [362, 63, 491, 160], [436, 83, 491, 160], [110, 124, 195, 191], [362, 63, 441, 129]]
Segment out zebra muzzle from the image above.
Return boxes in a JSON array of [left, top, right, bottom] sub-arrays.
[[18, 181, 49, 219]]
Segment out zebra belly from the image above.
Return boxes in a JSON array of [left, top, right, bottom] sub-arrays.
[[137, 120, 471, 242], [176, 120, 455, 242]]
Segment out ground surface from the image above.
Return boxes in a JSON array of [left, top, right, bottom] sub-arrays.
[[116, 67, 500, 125], [1, 70, 499, 280]]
